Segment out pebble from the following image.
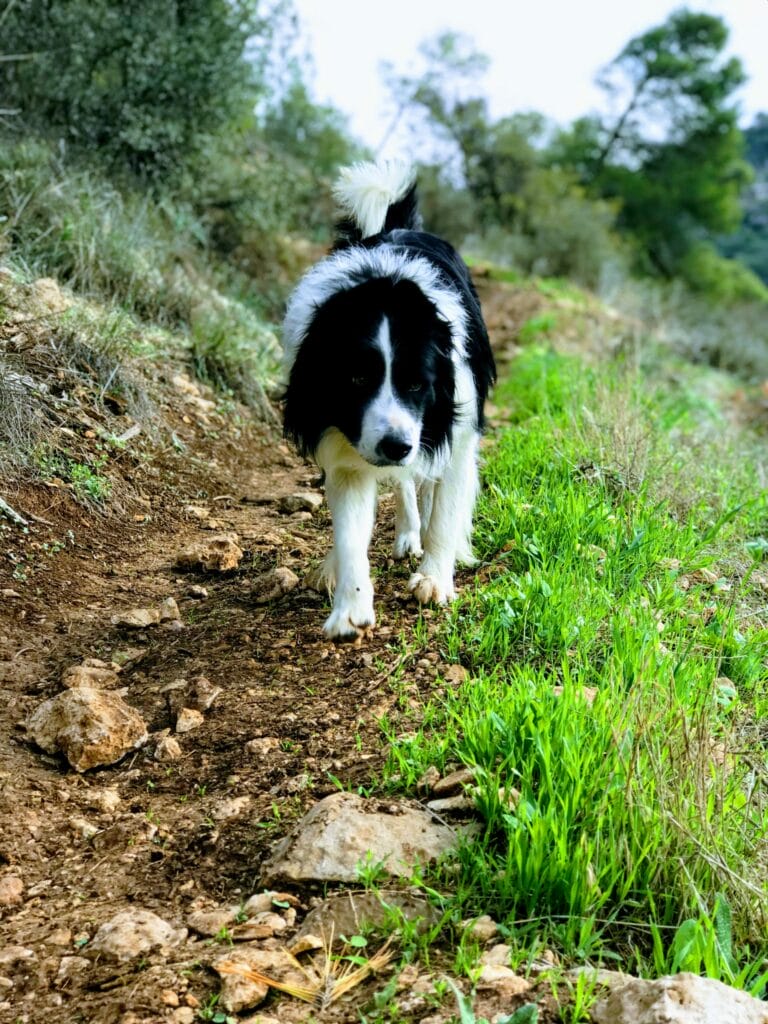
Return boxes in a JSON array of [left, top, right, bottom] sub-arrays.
[[175, 708, 204, 733], [0, 875, 24, 907], [155, 734, 183, 761]]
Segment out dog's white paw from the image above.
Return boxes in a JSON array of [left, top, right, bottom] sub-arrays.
[[392, 530, 423, 560], [407, 572, 456, 605], [323, 595, 375, 641]]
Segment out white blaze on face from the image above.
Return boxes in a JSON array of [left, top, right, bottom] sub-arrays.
[[357, 317, 421, 466]]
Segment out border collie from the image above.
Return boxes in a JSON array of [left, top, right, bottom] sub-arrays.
[[282, 161, 495, 640]]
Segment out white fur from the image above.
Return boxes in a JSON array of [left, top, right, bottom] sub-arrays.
[[357, 318, 420, 466], [282, 245, 468, 381], [315, 420, 480, 639], [332, 160, 416, 239]]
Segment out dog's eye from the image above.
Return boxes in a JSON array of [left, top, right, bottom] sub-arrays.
[[351, 375, 368, 388], [406, 381, 423, 393]]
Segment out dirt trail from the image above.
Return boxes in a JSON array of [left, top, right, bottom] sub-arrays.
[[0, 271, 544, 1022]]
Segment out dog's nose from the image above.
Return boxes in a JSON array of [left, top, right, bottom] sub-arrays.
[[376, 434, 412, 463]]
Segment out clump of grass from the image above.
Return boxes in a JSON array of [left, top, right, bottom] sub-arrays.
[[0, 138, 282, 409], [383, 343, 768, 983]]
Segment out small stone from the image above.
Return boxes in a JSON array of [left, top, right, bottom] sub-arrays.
[[182, 505, 210, 520], [476, 963, 531, 996], [211, 796, 251, 821], [187, 908, 236, 937], [175, 708, 204, 734], [481, 943, 511, 967], [172, 1009, 195, 1024], [0, 875, 24, 907], [462, 914, 499, 944], [0, 946, 35, 968], [243, 891, 297, 915], [278, 492, 323, 514], [251, 566, 299, 604], [176, 533, 243, 572], [90, 908, 187, 962], [62, 659, 121, 689], [591, 971, 768, 1024], [155, 734, 182, 761], [443, 664, 469, 685], [426, 793, 475, 813], [433, 767, 476, 796], [69, 816, 100, 841], [47, 928, 73, 947], [261, 791, 459, 885], [110, 607, 161, 629], [416, 765, 440, 793], [245, 737, 280, 756], [214, 948, 307, 1014], [187, 676, 221, 711], [187, 585, 209, 599], [85, 788, 122, 814], [158, 597, 181, 622], [56, 956, 90, 982]]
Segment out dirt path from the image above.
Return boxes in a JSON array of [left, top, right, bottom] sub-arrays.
[[0, 351, 496, 1024]]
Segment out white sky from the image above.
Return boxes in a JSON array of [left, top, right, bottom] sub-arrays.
[[292, 0, 768, 158]]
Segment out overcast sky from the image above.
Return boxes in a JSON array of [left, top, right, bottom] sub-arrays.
[[292, 0, 768, 158]]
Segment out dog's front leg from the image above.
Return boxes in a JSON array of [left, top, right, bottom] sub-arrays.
[[322, 470, 377, 640], [409, 431, 479, 605], [392, 478, 423, 559]]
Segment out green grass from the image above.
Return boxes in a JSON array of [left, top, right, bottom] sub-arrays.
[[383, 344, 768, 988]]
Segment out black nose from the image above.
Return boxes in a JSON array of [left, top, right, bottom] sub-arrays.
[[376, 434, 412, 463]]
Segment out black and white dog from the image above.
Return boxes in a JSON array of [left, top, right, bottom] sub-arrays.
[[282, 161, 495, 639]]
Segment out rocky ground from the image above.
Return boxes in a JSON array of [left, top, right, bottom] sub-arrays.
[[2, 273, 767, 1024]]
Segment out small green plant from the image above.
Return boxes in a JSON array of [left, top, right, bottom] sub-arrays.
[[197, 993, 236, 1023], [444, 978, 539, 1024], [356, 852, 390, 888], [649, 896, 768, 997], [212, 925, 234, 947], [558, 970, 599, 1023]]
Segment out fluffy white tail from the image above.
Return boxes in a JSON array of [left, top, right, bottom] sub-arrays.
[[332, 160, 416, 239]]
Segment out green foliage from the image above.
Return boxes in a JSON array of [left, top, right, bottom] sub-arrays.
[[718, 114, 768, 284], [386, 34, 623, 286], [552, 10, 752, 282], [384, 343, 768, 972], [262, 79, 365, 178], [0, 0, 272, 179], [679, 243, 768, 304], [648, 896, 768, 995]]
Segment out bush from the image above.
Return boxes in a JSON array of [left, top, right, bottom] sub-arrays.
[[679, 242, 768, 305], [0, 0, 269, 179]]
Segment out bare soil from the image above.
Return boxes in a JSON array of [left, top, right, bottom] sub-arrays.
[[0, 274, 570, 1024]]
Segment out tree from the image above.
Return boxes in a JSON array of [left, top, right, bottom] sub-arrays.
[[381, 34, 621, 284], [718, 114, 768, 283], [551, 9, 751, 277], [0, 0, 277, 178]]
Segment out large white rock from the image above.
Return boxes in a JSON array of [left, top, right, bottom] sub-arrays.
[[90, 909, 187, 962], [26, 687, 147, 772], [591, 972, 768, 1024], [260, 791, 459, 885]]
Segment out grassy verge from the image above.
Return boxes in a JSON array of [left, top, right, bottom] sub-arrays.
[[383, 335, 768, 990]]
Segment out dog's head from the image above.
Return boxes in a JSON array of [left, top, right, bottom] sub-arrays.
[[283, 276, 456, 467]]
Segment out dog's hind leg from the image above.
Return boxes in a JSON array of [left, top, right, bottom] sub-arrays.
[[408, 430, 479, 605], [322, 469, 378, 640], [392, 478, 423, 559]]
